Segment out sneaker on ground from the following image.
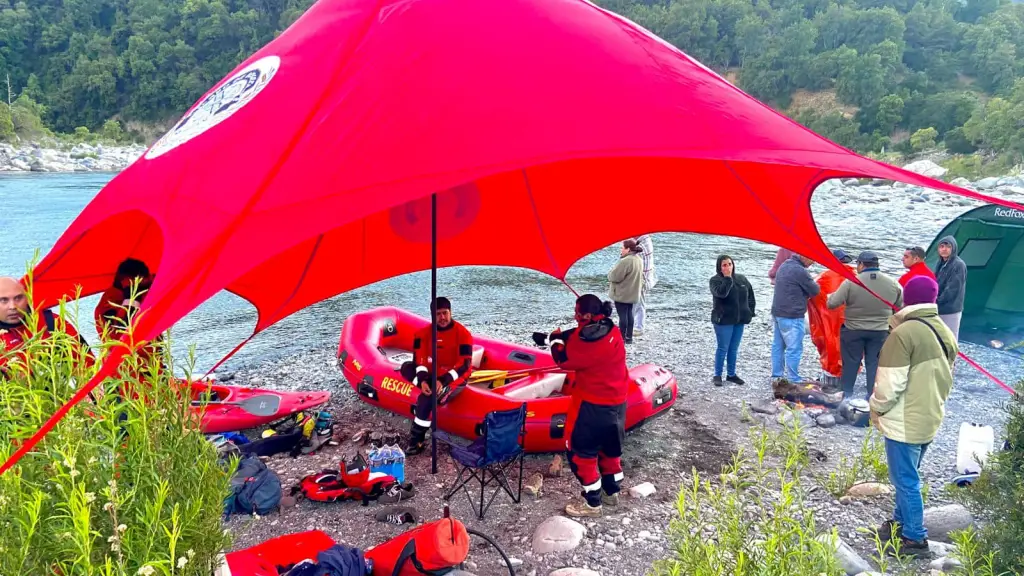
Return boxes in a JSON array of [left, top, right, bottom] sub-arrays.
[[888, 536, 929, 557], [564, 501, 602, 518], [601, 492, 619, 507], [375, 506, 419, 524], [713, 376, 723, 387], [726, 375, 746, 385], [875, 519, 901, 543], [378, 482, 416, 504]]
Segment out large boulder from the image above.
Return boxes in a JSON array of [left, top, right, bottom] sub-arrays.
[[533, 516, 586, 554], [845, 482, 892, 498], [975, 177, 1000, 190], [817, 534, 872, 575], [902, 160, 947, 179], [924, 504, 974, 542]]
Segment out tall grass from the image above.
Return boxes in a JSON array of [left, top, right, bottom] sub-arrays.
[[0, 285, 232, 575], [817, 428, 889, 498], [652, 418, 843, 575]]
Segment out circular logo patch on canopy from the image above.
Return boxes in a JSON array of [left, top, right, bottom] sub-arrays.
[[145, 55, 281, 160], [388, 182, 482, 243]]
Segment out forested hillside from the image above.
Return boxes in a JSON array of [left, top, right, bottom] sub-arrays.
[[1, 0, 1022, 163], [604, 0, 1024, 160]]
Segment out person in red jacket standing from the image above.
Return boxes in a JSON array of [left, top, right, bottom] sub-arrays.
[[899, 246, 936, 288], [402, 297, 474, 455], [543, 294, 629, 518]]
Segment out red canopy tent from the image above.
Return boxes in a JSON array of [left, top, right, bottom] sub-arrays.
[[4, 0, 1021, 474]]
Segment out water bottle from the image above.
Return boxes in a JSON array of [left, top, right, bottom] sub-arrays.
[[378, 445, 393, 478], [392, 444, 406, 483], [367, 446, 383, 477]]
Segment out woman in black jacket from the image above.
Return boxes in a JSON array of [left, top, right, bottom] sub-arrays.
[[709, 255, 756, 386]]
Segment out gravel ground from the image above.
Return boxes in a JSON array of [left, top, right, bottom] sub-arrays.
[[220, 318, 1013, 575], [213, 176, 1022, 575]]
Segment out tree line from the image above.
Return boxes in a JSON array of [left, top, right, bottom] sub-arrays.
[[605, 0, 1024, 161], [0, 0, 1022, 162]]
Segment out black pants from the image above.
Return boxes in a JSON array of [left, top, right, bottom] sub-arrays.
[[840, 327, 889, 398], [568, 401, 626, 507], [614, 302, 635, 342], [405, 362, 464, 443]]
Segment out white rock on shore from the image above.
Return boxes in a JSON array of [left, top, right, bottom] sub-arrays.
[[0, 141, 147, 173]]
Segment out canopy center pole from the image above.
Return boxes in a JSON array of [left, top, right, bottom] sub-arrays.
[[430, 192, 439, 475]]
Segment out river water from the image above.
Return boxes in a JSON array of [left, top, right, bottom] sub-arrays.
[[1, 172, 1019, 399]]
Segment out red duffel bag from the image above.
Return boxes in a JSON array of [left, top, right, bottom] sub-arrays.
[[365, 517, 469, 576], [222, 530, 336, 575]]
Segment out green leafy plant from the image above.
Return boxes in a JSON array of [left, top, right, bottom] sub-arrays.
[[0, 278, 233, 575], [818, 428, 889, 498], [652, 420, 842, 575]]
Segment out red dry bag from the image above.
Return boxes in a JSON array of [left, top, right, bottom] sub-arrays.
[[365, 517, 469, 576]]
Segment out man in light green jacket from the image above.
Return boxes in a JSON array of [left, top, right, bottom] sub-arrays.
[[828, 251, 903, 400], [869, 276, 957, 557], [608, 240, 643, 344]]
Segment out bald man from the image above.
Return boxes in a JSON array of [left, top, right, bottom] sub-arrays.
[[1, 277, 88, 375]]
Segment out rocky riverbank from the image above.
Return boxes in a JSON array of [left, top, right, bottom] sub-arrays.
[[0, 141, 146, 173], [218, 329, 1003, 576]]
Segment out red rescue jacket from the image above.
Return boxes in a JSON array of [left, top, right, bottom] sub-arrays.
[[412, 321, 473, 386], [899, 262, 936, 287], [94, 286, 128, 337], [550, 319, 629, 406], [1, 310, 90, 374]]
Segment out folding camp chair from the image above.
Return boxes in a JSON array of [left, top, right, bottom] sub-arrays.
[[436, 404, 526, 519]]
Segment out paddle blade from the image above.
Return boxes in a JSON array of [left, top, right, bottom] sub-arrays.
[[468, 370, 505, 382], [234, 394, 282, 416]]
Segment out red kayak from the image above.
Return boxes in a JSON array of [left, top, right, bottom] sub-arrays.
[[337, 307, 677, 452], [187, 381, 331, 434]]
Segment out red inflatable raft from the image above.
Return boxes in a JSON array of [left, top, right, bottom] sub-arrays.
[[337, 307, 677, 452], [188, 381, 331, 434]]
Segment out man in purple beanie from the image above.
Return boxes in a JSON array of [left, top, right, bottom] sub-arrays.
[[870, 276, 958, 556]]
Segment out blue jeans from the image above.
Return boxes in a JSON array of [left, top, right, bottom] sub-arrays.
[[771, 316, 805, 381], [713, 323, 745, 378], [886, 438, 930, 541]]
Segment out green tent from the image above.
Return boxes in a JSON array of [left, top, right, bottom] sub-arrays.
[[927, 204, 1024, 352]]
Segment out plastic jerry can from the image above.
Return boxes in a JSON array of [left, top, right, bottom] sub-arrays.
[[957, 422, 995, 474]]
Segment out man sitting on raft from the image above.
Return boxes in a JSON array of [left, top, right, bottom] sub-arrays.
[[401, 296, 474, 455]]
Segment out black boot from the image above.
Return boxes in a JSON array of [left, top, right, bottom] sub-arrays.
[[406, 424, 428, 455]]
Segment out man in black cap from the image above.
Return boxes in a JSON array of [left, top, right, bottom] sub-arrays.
[[827, 251, 903, 400], [403, 297, 474, 455]]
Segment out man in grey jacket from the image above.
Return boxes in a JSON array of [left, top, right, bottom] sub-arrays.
[[934, 236, 967, 341], [771, 254, 820, 382], [828, 251, 903, 399]]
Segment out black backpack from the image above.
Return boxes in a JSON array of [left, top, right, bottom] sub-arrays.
[[225, 454, 282, 516]]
